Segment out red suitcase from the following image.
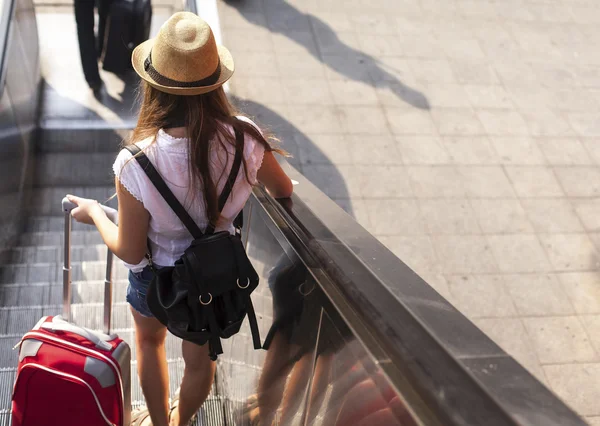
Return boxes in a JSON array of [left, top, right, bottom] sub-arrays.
[[11, 198, 131, 426]]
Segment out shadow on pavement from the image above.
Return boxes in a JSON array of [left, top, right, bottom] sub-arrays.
[[224, 0, 430, 110], [232, 94, 355, 216]]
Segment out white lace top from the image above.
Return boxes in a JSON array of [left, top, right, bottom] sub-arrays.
[[113, 117, 265, 272]]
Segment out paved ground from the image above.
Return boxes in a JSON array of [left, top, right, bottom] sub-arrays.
[[217, 0, 600, 423]]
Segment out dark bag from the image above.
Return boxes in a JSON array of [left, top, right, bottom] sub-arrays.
[[125, 127, 261, 360], [101, 0, 152, 74]]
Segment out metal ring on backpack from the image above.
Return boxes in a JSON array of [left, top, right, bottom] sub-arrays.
[[199, 293, 213, 305], [237, 277, 250, 289], [299, 282, 315, 296]]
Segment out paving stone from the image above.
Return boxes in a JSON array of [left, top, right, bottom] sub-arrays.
[[338, 106, 390, 134], [441, 38, 487, 60], [591, 233, 600, 252], [446, 275, 515, 318], [406, 58, 457, 83], [365, 56, 415, 84], [313, 29, 361, 56], [281, 78, 334, 105], [229, 51, 281, 78], [286, 105, 345, 134], [419, 199, 481, 235], [397, 34, 446, 58], [329, 79, 380, 106], [431, 108, 485, 136], [356, 165, 414, 198], [490, 137, 546, 165], [347, 134, 403, 165], [374, 81, 431, 109], [294, 134, 353, 165], [477, 110, 530, 136], [503, 274, 575, 316], [396, 136, 451, 164], [523, 317, 597, 364], [464, 85, 513, 109], [470, 199, 534, 234], [538, 138, 594, 165], [504, 166, 564, 197], [581, 315, 600, 355], [539, 234, 600, 272], [544, 364, 600, 416], [581, 139, 600, 165], [407, 166, 467, 198], [458, 166, 515, 198], [365, 199, 426, 236], [232, 77, 286, 105], [573, 199, 600, 232], [450, 59, 500, 85], [301, 164, 361, 199], [385, 108, 437, 135], [433, 236, 498, 274], [558, 273, 600, 315], [521, 109, 576, 137], [271, 31, 319, 56], [441, 136, 499, 165], [553, 167, 600, 197], [222, 27, 274, 53], [521, 198, 584, 233], [568, 113, 600, 137], [487, 235, 552, 273], [419, 83, 471, 108], [275, 53, 326, 79]]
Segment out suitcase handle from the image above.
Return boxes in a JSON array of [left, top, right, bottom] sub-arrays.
[[61, 197, 118, 335], [41, 321, 114, 351]]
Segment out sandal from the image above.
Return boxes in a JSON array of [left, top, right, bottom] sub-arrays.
[[132, 407, 153, 426], [169, 390, 199, 426]]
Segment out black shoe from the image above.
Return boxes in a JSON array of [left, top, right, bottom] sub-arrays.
[[89, 79, 104, 99]]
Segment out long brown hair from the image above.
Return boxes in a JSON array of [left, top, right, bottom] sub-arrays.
[[127, 82, 282, 226]]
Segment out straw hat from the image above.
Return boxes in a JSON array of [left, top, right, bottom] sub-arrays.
[[132, 12, 234, 96]]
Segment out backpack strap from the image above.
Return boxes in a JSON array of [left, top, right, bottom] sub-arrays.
[[125, 144, 204, 239], [125, 125, 245, 238], [205, 126, 245, 234]]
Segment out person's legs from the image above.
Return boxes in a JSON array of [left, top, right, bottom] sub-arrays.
[[96, 0, 113, 58], [132, 308, 170, 426], [255, 332, 297, 426], [169, 341, 216, 426], [73, 0, 102, 88]]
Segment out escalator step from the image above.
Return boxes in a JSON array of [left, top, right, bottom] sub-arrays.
[[0, 261, 129, 284], [30, 186, 116, 215], [0, 369, 16, 420], [35, 153, 117, 187], [19, 230, 104, 247], [12, 244, 110, 264]]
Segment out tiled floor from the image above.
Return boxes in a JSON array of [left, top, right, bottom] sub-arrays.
[[217, 0, 600, 422]]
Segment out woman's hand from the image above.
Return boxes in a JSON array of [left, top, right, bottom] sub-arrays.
[[67, 195, 105, 225]]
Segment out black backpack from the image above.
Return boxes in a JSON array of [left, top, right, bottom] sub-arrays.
[[125, 127, 261, 360]]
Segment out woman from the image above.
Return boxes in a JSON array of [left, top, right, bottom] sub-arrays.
[[67, 12, 293, 426]]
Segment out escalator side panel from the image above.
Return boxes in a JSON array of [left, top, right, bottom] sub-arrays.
[[0, 0, 40, 262]]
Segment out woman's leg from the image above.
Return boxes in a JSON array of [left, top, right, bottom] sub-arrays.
[[132, 308, 170, 426], [170, 341, 216, 426]]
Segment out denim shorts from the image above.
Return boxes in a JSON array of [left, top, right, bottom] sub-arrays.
[[126, 265, 157, 318]]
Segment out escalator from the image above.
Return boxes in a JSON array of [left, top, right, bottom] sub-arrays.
[[0, 1, 591, 425]]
